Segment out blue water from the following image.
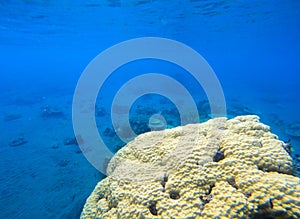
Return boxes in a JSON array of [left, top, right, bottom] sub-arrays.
[[1, 0, 300, 218]]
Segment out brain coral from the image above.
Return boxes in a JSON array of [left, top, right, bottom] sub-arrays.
[[81, 115, 300, 219]]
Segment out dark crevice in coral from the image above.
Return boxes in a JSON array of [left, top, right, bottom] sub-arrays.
[[242, 191, 251, 198], [160, 173, 168, 190], [257, 165, 269, 172], [108, 198, 118, 210], [148, 200, 158, 216], [257, 198, 274, 210], [207, 184, 214, 195], [95, 193, 104, 202], [160, 181, 166, 188], [282, 139, 292, 155], [213, 150, 225, 162], [163, 173, 168, 182], [200, 194, 212, 205], [251, 213, 275, 219], [200, 184, 214, 206], [169, 190, 180, 200], [227, 177, 238, 189], [269, 198, 273, 209], [250, 198, 282, 219]]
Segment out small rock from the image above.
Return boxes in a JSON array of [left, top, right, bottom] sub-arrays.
[[103, 128, 116, 137], [64, 137, 78, 146], [40, 105, 64, 118], [96, 107, 106, 117], [58, 160, 70, 167], [3, 113, 22, 122], [75, 150, 82, 154], [9, 137, 28, 147], [51, 144, 59, 149]]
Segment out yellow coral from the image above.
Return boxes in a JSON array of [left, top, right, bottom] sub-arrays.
[[81, 115, 300, 219]]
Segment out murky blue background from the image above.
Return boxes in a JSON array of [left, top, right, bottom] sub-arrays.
[[0, 1, 299, 218]]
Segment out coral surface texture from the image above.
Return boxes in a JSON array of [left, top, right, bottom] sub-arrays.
[[81, 115, 300, 219]]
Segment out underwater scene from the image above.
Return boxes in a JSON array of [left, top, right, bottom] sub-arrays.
[[1, 0, 300, 218]]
